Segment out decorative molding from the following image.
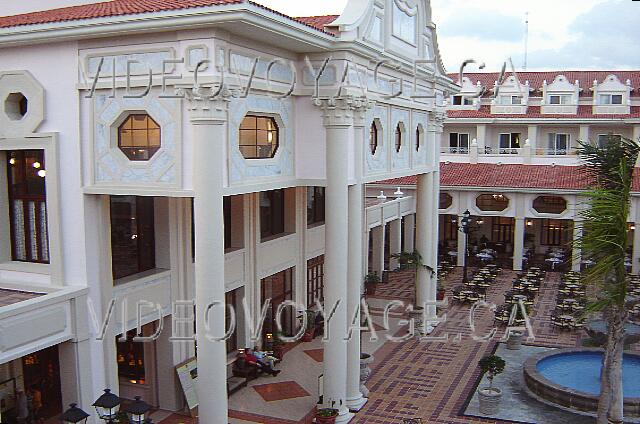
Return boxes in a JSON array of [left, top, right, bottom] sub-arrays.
[[313, 95, 373, 127], [179, 85, 233, 124]]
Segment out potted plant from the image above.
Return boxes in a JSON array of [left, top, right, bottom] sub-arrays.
[[272, 331, 285, 360], [477, 354, 505, 415], [315, 401, 339, 424], [302, 310, 316, 342], [364, 272, 380, 295]]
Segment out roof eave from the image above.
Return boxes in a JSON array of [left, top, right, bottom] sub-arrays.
[[0, 4, 335, 49]]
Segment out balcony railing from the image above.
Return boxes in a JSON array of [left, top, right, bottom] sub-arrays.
[[536, 148, 577, 156], [482, 147, 522, 155], [441, 147, 470, 154]]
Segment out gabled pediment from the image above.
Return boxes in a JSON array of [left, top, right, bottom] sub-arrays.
[[592, 74, 630, 92], [543, 74, 580, 92]]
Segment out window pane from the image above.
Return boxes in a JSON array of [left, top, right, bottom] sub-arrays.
[[111, 196, 155, 281], [612, 94, 623, 104], [118, 115, 161, 161]]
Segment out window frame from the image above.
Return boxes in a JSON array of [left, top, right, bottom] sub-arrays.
[[548, 94, 572, 105], [369, 120, 380, 155], [394, 123, 404, 153], [110, 195, 156, 282], [307, 255, 324, 308], [307, 187, 325, 227], [476, 193, 510, 212], [448, 132, 470, 154], [599, 93, 624, 105], [541, 219, 569, 246], [498, 132, 521, 153], [452, 95, 473, 106], [391, 1, 417, 45], [260, 189, 286, 241], [239, 115, 280, 160], [6, 149, 49, 264], [547, 133, 570, 155], [117, 114, 161, 161], [597, 133, 623, 148], [533, 196, 567, 215]]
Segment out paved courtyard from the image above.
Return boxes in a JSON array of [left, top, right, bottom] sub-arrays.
[[154, 268, 632, 424]]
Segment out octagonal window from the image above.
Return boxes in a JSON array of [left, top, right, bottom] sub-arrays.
[[5, 92, 28, 121], [533, 196, 567, 214], [439, 192, 452, 209], [239, 115, 279, 159], [476, 193, 509, 211], [395, 123, 404, 153], [118, 114, 161, 161], [370, 120, 381, 155]]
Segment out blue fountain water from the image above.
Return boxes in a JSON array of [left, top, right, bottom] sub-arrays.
[[537, 352, 640, 397]]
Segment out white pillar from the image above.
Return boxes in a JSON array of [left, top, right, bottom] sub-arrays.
[[572, 220, 583, 272], [317, 97, 364, 423], [476, 124, 487, 152], [346, 103, 369, 412], [188, 92, 229, 423], [579, 125, 590, 144], [388, 218, 402, 270], [513, 217, 525, 271], [456, 215, 466, 267], [416, 173, 435, 312], [527, 125, 539, 152], [403, 214, 415, 253], [370, 225, 385, 278]]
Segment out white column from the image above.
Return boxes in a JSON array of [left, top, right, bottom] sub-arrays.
[[579, 125, 590, 144], [527, 125, 539, 151], [476, 124, 487, 152], [346, 103, 369, 411], [188, 92, 229, 423], [513, 217, 525, 271], [403, 214, 415, 253], [370, 225, 385, 278], [415, 173, 435, 310], [388, 218, 402, 270], [572, 220, 583, 272], [456, 215, 466, 267], [633, 204, 640, 275], [317, 97, 366, 423]]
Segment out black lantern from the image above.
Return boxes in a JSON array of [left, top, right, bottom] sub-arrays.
[[124, 396, 151, 424], [93, 389, 122, 422], [459, 210, 472, 284], [60, 403, 90, 424]]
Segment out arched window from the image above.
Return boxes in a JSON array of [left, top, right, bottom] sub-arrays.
[[395, 123, 403, 153], [239, 115, 279, 159], [369, 121, 379, 155], [533, 196, 567, 214], [476, 193, 509, 211], [118, 114, 161, 161]]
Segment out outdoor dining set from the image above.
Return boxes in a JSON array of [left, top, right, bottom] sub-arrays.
[[551, 271, 587, 330], [494, 267, 545, 325], [451, 264, 501, 304]]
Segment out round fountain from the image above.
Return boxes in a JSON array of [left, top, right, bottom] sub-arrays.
[[524, 348, 640, 417]]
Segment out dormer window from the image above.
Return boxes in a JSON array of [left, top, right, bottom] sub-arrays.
[[498, 95, 522, 105], [452, 95, 473, 106], [598, 94, 623, 105], [549, 94, 571, 105]]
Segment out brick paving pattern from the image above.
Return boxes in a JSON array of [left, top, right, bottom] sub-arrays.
[[158, 268, 606, 423]]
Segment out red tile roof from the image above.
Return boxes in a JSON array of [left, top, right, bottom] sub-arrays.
[[376, 164, 640, 192], [295, 14, 338, 32], [0, 0, 337, 35], [447, 105, 640, 120], [450, 70, 640, 97]]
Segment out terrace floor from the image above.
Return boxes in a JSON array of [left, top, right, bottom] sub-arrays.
[[155, 268, 635, 424]]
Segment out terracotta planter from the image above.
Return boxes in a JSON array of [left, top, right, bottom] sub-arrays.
[[315, 408, 338, 424], [478, 387, 502, 415]]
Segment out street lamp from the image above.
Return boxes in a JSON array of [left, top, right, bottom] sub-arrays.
[[459, 210, 472, 284], [60, 403, 90, 424], [124, 396, 151, 424], [93, 389, 122, 423]]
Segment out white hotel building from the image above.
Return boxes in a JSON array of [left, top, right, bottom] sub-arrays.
[[0, 0, 454, 423], [370, 70, 640, 277]]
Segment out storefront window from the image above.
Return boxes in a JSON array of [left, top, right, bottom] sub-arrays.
[[260, 189, 285, 241], [307, 256, 324, 308], [117, 330, 146, 384]]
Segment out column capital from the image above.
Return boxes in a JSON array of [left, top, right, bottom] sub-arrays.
[[313, 95, 374, 128], [427, 109, 446, 132], [179, 85, 233, 124]]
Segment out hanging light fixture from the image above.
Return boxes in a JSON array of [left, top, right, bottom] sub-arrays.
[[60, 403, 90, 424], [93, 389, 122, 423], [124, 396, 151, 424]]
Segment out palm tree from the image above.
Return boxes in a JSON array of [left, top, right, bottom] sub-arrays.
[[576, 134, 640, 424]]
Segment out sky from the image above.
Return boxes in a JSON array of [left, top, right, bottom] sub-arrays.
[[2, 0, 639, 72], [258, 0, 640, 72]]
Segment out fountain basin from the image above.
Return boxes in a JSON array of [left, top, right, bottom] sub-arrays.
[[524, 348, 640, 417]]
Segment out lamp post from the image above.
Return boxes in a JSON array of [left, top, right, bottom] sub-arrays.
[[60, 403, 90, 424], [124, 396, 151, 424], [459, 210, 472, 284], [93, 389, 122, 423]]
